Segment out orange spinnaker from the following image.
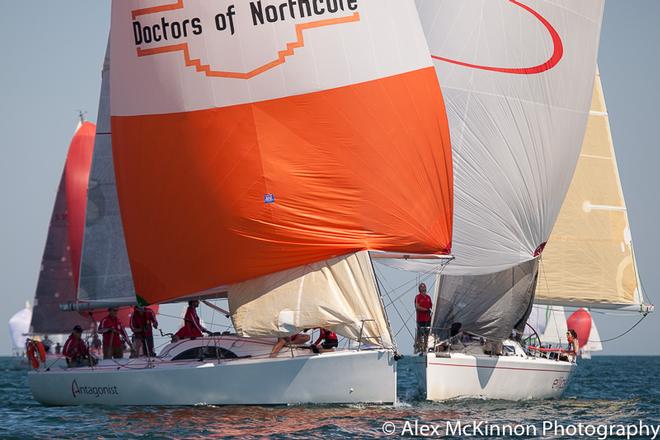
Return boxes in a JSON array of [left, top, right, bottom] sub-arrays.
[[112, 67, 453, 304], [64, 121, 96, 289]]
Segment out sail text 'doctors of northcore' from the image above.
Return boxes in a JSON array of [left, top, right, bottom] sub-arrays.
[[132, 0, 360, 50]]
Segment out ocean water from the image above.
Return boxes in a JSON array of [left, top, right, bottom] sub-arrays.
[[1, 356, 658, 439]]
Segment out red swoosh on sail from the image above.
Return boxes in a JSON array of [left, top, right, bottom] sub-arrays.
[[431, 0, 563, 75]]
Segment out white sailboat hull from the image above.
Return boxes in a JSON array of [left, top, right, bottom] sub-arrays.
[[415, 351, 575, 401], [29, 349, 396, 406]]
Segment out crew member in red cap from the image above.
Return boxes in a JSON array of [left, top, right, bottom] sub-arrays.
[[99, 307, 130, 359]]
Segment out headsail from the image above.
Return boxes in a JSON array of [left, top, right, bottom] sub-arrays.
[[77, 42, 137, 308], [230, 251, 393, 348], [110, 1, 454, 306], [535, 72, 649, 311], [417, 0, 605, 339], [31, 122, 96, 334]]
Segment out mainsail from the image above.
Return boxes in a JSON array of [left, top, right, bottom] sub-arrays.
[[416, 0, 605, 339], [535, 72, 649, 311], [77, 42, 137, 308], [31, 122, 96, 334], [109, 0, 454, 346]]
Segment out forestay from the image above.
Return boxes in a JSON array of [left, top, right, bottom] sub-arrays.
[[417, 0, 604, 339]]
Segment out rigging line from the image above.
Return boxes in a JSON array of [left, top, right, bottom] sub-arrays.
[[375, 266, 415, 340], [590, 314, 648, 344], [383, 268, 439, 308], [630, 245, 654, 305], [394, 309, 416, 339], [375, 263, 442, 298], [539, 257, 565, 344]]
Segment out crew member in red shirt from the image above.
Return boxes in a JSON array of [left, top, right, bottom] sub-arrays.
[[99, 307, 130, 359], [310, 328, 339, 353], [63, 325, 92, 367], [174, 300, 210, 341], [130, 306, 159, 357], [414, 283, 433, 353]]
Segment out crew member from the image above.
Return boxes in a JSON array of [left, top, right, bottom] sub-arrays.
[[99, 307, 130, 359], [310, 328, 338, 353], [174, 300, 210, 341], [564, 329, 580, 361], [42, 335, 52, 353], [130, 306, 159, 357], [63, 325, 92, 367], [414, 282, 433, 353]]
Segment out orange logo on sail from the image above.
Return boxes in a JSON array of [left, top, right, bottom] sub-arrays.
[[130, 0, 361, 80]]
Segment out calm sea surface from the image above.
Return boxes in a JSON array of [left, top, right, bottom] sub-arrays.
[[1, 356, 658, 439]]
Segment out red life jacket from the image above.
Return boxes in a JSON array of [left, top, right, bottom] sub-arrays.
[[175, 306, 204, 339], [63, 334, 89, 360], [415, 293, 433, 323], [320, 328, 338, 342], [131, 308, 158, 336], [99, 315, 127, 348]]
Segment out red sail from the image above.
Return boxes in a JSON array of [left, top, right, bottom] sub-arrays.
[[64, 122, 96, 289]]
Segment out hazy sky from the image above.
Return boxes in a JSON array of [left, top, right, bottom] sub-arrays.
[[1, 2, 658, 355]]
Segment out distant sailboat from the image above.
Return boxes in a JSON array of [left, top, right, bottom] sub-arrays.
[[29, 120, 96, 337], [414, 0, 605, 400], [30, 0, 454, 406], [580, 312, 603, 359], [8, 302, 31, 356]]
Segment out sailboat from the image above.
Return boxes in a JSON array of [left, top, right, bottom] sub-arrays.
[[578, 311, 604, 359], [413, 0, 605, 400], [29, 0, 454, 406], [525, 69, 653, 366], [8, 302, 32, 357], [565, 308, 602, 359], [26, 119, 98, 369]]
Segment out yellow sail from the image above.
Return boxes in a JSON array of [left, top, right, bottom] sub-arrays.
[[536, 72, 644, 308]]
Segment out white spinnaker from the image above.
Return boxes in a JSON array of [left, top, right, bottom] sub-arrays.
[[9, 304, 31, 354], [78, 40, 136, 307], [583, 314, 603, 352], [417, 0, 604, 275]]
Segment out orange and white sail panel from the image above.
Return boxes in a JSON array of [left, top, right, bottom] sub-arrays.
[[110, 0, 453, 304]]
